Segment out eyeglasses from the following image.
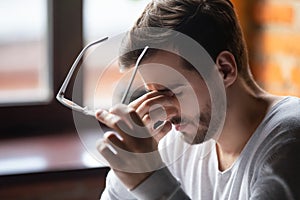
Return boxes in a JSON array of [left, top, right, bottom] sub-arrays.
[[56, 36, 149, 117]]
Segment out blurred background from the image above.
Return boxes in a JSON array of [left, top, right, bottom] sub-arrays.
[[0, 0, 299, 199], [232, 0, 300, 96]]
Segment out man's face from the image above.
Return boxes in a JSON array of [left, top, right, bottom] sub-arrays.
[[138, 51, 212, 144]]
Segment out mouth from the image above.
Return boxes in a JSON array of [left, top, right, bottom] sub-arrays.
[[170, 112, 211, 144], [174, 123, 188, 131], [171, 117, 190, 131]]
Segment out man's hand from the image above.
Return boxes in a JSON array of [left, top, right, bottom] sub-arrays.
[[95, 91, 178, 189], [129, 91, 178, 142]]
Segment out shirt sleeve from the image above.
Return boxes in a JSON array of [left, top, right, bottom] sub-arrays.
[[100, 167, 190, 200], [250, 131, 300, 200], [130, 167, 191, 200], [100, 170, 136, 200]]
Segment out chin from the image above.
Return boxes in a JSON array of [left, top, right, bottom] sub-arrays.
[[180, 129, 207, 145]]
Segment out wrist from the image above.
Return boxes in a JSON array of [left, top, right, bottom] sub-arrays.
[[114, 169, 154, 190]]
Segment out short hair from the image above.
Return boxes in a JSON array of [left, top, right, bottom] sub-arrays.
[[120, 0, 250, 79]]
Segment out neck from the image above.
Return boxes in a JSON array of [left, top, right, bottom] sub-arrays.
[[216, 77, 279, 171]]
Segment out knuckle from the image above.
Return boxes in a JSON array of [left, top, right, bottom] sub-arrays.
[[109, 104, 122, 113], [145, 92, 155, 99]]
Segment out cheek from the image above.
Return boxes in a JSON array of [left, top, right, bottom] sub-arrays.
[[179, 82, 210, 118], [176, 87, 202, 118], [193, 77, 211, 107], [195, 87, 211, 108]]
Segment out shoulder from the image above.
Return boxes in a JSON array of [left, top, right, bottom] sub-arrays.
[[250, 96, 300, 171], [271, 96, 300, 123], [246, 96, 300, 171], [255, 96, 300, 153], [263, 96, 300, 136]]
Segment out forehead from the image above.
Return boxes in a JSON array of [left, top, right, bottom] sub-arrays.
[[138, 51, 197, 89]]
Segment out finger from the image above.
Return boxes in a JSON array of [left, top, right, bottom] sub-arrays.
[[127, 109, 151, 138], [152, 121, 172, 142], [136, 95, 178, 118], [95, 109, 133, 139], [104, 131, 126, 150], [142, 106, 178, 128], [109, 104, 136, 129], [110, 104, 145, 129], [97, 106, 151, 140], [97, 139, 124, 169], [129, 91, 160, 110], [129, 90, 173, 110]]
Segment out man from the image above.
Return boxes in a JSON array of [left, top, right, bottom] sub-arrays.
[[95, 0, 300, 199]]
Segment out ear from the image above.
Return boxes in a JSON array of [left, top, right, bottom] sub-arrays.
[[216, 51, 238, 88]]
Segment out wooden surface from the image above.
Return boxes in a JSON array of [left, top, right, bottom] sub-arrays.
[[0, 168, 109, 200], [0, 131, 110, 199]]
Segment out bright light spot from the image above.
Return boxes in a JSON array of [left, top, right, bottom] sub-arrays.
[[0, 156, 47, 175], [81, 151, 107, 168]]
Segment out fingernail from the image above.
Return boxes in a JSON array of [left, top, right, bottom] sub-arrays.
[[96, 109, 104, 118]]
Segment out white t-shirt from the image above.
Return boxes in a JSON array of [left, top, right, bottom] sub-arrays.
[[100, 96, 300, 200]]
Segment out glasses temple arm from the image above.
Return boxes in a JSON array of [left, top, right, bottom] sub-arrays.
[[121, 46, 149, 104], [56, 37, 109, 99]]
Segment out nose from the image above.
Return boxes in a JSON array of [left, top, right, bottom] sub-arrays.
[[164, 92, 181, 123]]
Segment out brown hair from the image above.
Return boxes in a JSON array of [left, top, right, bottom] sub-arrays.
[[120, 0, 250, 79]]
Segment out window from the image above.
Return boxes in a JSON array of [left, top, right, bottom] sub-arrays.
[[0, 0, 49, 105], [0, 0, 83, 136], [0, 0, 151, 136], [82, 0, 150, 109]]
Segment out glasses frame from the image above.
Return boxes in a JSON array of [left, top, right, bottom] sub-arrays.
[[56, 36, 149, 117]]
